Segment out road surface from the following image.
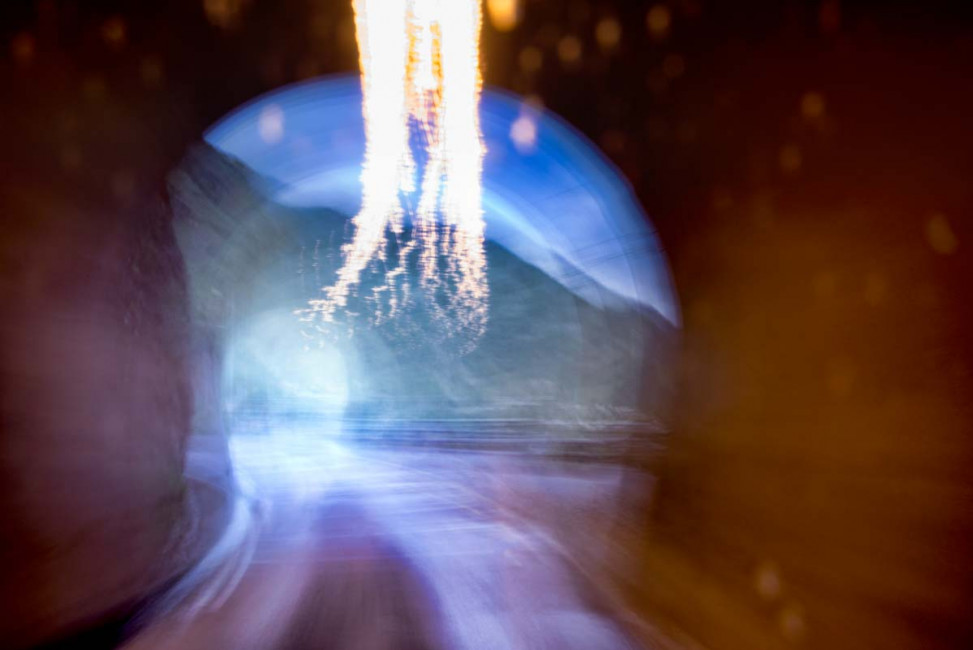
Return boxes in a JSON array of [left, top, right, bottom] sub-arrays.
[[122, 428, 642, 649]]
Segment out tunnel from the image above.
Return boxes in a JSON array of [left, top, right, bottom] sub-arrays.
[[3, 4, 973, 648]]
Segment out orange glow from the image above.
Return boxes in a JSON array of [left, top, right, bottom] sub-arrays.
[[926, 213, 959, 255], [557, 35, 582, 65], [801, 91, 825, 119], [486, 0, 521, 32], [10, 33, 35, 65], [595, 18, 622, 51], [101, 17, 127, 49], [646, 5, 671, 40]]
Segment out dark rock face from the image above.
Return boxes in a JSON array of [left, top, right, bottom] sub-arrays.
[[0, 183, 193, 647]]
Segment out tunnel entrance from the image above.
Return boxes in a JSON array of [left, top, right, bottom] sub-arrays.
[[171, 77, 679, 463]]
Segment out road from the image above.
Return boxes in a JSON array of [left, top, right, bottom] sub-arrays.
[[122, 428, 642, 649]]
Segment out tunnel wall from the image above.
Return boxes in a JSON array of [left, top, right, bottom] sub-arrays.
[[643, 211, 973, 650], [0, 184, 194, 647], [168, 144, 296, 440]]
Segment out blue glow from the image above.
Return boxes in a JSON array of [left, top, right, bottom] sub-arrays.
[[204, 75, 679, 324]]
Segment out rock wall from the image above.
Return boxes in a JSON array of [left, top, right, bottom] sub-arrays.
[[644, 211, 973, 649], [0, 183, 194, 647]]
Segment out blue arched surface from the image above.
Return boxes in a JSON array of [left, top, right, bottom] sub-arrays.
[[204, 75, 679, 325]]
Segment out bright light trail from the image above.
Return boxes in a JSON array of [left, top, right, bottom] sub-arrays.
[[302, 0, 488, 346]]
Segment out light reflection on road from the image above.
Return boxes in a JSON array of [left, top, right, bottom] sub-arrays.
[[125, 425, 637, 649]]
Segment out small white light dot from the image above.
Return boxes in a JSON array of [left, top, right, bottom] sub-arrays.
[[258, 104, 285, 144], [510, 115, 537, 154]]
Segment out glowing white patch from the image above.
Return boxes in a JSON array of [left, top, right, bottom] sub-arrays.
[[510, 115, 537, 154], [257, 104, 285, 144]]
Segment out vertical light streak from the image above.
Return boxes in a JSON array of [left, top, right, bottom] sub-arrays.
[[438, 0, 487, 336], [316, 0, 410, 315], [304, 0, 488, 347]]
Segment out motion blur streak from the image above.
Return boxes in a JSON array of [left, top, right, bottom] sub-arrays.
[[319, 0, 411, 316], [303, 0, 488, 340]]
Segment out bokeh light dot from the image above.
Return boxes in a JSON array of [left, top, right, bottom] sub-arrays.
[[519, 46, 543, 74], [11, 33, 35, 65], [510, 114, 537, 154], [102, 17, 127, 49], [557, 35, 583, 65], [926, 213, 958, 255], [646, 5, 671, 40], [258, 104, 286, 144], [487, 0, 521, 33], [595, 18, 622, 52], [801, 91, 826, 119]]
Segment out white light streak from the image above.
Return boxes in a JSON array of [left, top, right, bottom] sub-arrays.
[[301, 0, 488, 348]]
